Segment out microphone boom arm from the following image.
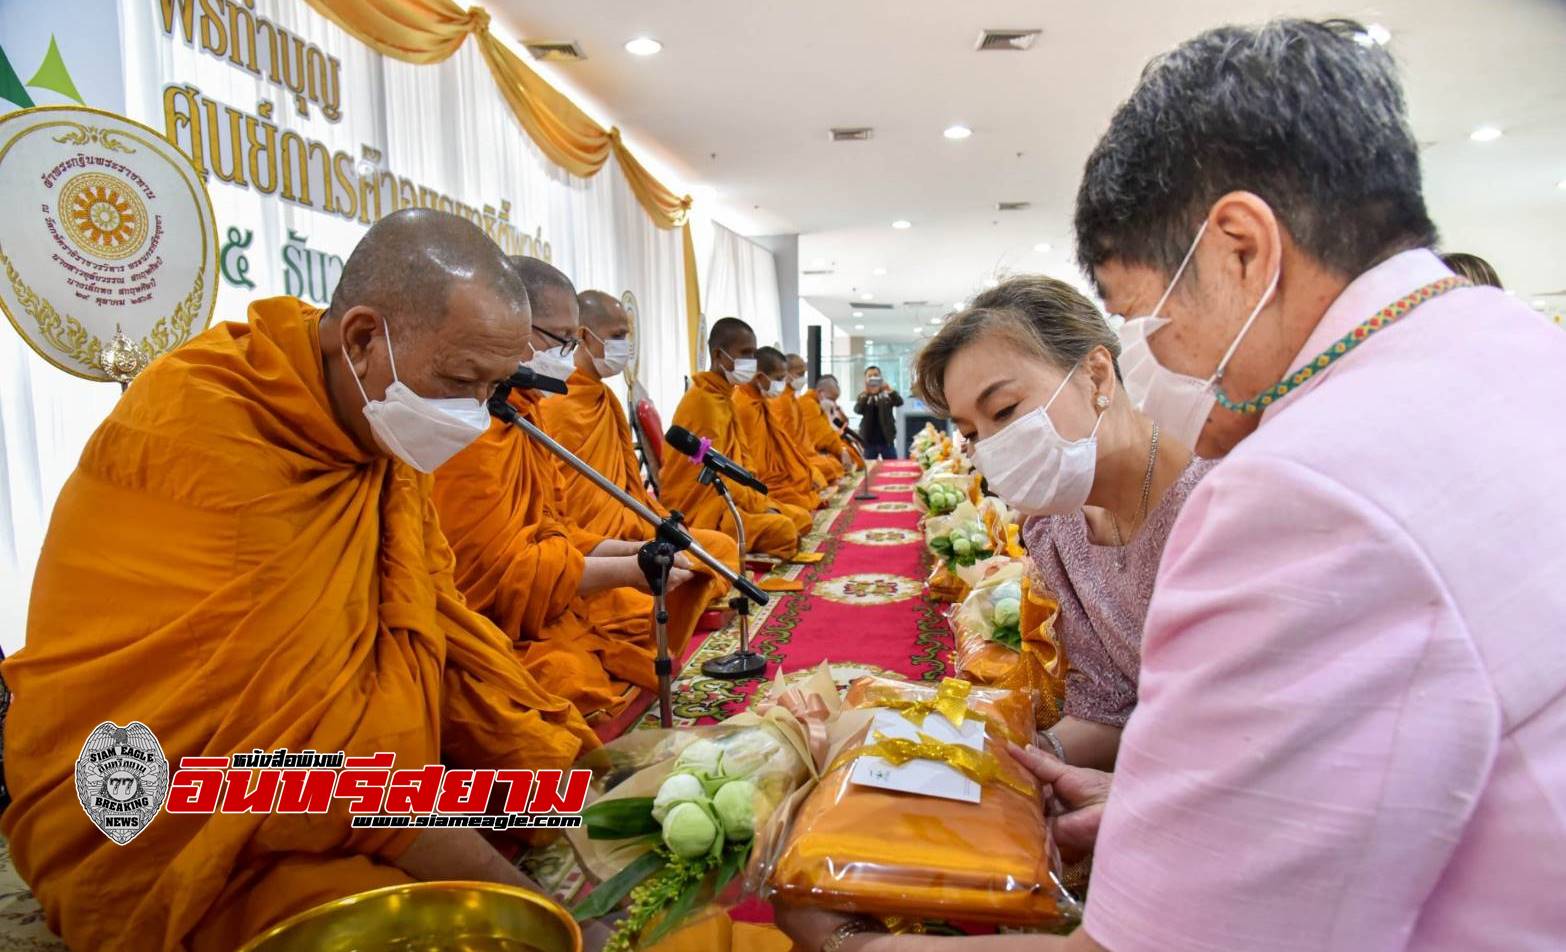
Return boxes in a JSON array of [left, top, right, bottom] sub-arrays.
[[488, 392, 768, 608]]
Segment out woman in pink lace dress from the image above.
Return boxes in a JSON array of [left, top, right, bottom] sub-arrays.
[[915, 276, 1213, 770]]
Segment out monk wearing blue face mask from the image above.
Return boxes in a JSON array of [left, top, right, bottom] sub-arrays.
[[915, 276, 1213, 773]]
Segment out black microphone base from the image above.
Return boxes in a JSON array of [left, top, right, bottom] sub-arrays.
[[701, 649, 767, 680]]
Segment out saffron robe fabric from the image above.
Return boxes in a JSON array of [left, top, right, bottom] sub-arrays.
[[0, 297, 593, 952], [659, 372, 812, 557]]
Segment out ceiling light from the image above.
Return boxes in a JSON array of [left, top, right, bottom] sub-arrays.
[[943, 124, 973, 140], [872, 267, 887, 276], [1557, 179, 1566, 190], [624, 37, 662, 56], [953, 301, 964, 309], [891, 220, 912, 230], [866, 339, 876, 345], [927, 317, 942, 325], [1469, 125, 1503, 143], [1532, 300, 1548, 309], [860, 292, 874, 301], [854, 323, 865, 329], [1033, 242, 1051, 253], [852, 311, 864, 318]]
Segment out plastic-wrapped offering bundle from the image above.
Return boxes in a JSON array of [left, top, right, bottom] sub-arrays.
[[950, 562, 1069, 729], [767, 676, 1080, 927]]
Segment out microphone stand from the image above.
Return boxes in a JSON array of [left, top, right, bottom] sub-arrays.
[[698, 469, 768, 680], [489, 393, 768, 727]]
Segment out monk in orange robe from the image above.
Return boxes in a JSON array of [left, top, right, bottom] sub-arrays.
[[733, 347, 827, 512], [660, 319, 813, 557], [814, 373, 866, 469], [782, 352, 847, 482], [537, 290, 741, 637], [0, 211, 595, 952], [432, 260, 709, 720], [800, 371, 862, 472]]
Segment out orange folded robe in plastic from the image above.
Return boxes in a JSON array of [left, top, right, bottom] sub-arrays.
[[732, 384, 825, 512], [660, 371, 812, 557], [432, 390, 678, 718], [536, 368, 741, 641], [770, 677, 1072, 927], [778, 388, 844, 483], [0, 297, 594, 952]]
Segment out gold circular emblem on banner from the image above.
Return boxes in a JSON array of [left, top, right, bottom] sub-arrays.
[[58, 171, 150, 260]]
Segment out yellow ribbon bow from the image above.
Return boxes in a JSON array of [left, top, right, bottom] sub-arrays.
[[828, 729, 1034, 800], [865, 678, 1027, 746]]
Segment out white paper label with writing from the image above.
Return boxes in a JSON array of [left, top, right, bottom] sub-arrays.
[[848, 709, 985, 803]]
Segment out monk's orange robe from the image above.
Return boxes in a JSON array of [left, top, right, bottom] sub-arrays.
[[733, 384, 825, 512], [811, 391, 865, 469], [778, 388, 845, 483], [432, 390, 693, 718], [800, 388, 860, 471], [0, 298, 593, 952], [660, 371, 812, 557], [537, 369, 741, 644]]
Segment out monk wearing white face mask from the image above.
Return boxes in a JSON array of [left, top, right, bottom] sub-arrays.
[[914, 276, 1214, 771]]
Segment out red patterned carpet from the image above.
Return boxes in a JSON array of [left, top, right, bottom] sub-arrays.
[[523, 458, 956, 903], [648, 458, 951, 725]]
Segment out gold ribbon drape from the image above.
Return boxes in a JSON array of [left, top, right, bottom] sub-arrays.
[[303, 0, 703, 368]]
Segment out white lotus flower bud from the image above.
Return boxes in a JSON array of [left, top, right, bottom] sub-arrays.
[[712, 780, 757, 840], [662, 801, 719, 859], [651, 771, 706, 823], [674, 738, 724, 778]]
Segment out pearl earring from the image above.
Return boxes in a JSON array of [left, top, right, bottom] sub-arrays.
[[1095, 394, 1110, 410]]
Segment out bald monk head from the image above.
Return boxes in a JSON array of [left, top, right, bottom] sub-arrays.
[[708, 316, 757, 384], [816, 373, 841, 402], [755, 346, 787, 396], [322, 208, 530, 458], [509, 256, 580, 359], [785, 353, 808, 393], [576, 290, 633, 380]]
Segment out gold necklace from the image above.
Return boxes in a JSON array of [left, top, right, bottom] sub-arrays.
[[1110, 424, 1160, 570]]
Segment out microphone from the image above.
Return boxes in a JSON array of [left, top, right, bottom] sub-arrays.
[[506, 365, 569, 395], [664, 425, 769, 495], [487, 367, 569, 423]]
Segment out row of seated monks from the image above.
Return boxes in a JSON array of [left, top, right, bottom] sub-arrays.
[[0, 209, 862, 951]]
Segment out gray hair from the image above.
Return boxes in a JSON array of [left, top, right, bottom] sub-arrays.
[[1074, 18, 1437, 284]]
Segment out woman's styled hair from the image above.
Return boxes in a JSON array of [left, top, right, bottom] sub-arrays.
[[914, 275, 1120, 416], [1439, 252, 1503, 290]]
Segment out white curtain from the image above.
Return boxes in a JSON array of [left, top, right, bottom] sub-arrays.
[[703, 223, 782, 354], [0, 0, 691, 655]]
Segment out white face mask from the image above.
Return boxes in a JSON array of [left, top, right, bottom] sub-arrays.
[[765, 378, 787, 398], [525, 344, 577, 383], [720, 349, 757, 386], [791, 377, 807, 393], [344, 321, 492, 473], [972, 364, 1104, 517], [1116, 218, 1279, 451], [592, 337, 633, 378]]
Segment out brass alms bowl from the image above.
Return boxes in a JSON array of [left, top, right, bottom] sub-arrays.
[[237, 880, 583, 952]]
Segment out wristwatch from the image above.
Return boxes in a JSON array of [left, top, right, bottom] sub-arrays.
[[822, 917, 888, 952]]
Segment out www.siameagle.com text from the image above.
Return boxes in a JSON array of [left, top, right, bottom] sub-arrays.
[[350, 813, 584, 829]]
